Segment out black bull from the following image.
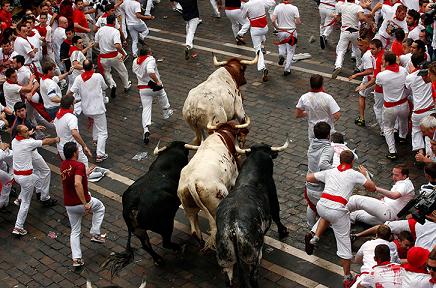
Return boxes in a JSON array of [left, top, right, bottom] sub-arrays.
[[216, 144, 289, 288], [102, 141, 190, 275]]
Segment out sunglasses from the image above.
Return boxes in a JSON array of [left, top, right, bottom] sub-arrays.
[[428, 265, 436, 272]]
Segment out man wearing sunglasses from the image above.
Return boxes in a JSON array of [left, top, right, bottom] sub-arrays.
[[410, 246, 436, 287]]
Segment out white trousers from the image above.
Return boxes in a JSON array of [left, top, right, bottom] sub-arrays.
[[251, 26, 268, 71], [87, 113, 108, 157], [100, 55, 130, 89], [312, 202, 352, 259], [140, 88, 170, 134], [127, 22, 149, 57], [225, 9, 250, 38], [0, 169, 13, 208], [14, 174, 38, 229], [66, 197, 105, 259], [347, 195, 398, 226], [411, 110, 434, 151], [120, 13, 128, 38], [374, 92, 384, 130], [334, 31, 360, 69], [33, 153, 51, 200], [145, 0, 153, 15], [306, 187, 321, 227], [277, 31, 297, 73], [186, 18, 200, 49], [319, 7, 335, 38], [383, 103, 409, 153]]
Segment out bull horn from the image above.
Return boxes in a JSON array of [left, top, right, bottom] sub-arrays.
[[240, 51, 259, 65], [153, 140, 168, 155], [235, 145, 251, 154], [234, 116, 250, 129], [184, 143, 199, 150], [213, 53, 228, 66], [207, 121, 218, 131], [271, 136, 291, 152]]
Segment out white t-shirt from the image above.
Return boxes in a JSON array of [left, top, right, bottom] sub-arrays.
[[387, 219, 436, 251], [355, 238, 400, 273], [272, 3, 300, 31], [409, 275, 435, 288], [319, 0, 337, 10], [408, 24, 424, 41], [132, 55, 160, 85], [12, 138, 43, 171], [378, 17, 408, 41], [359, 50, 375, 84], [27, 30, 42, 62], [52, 27, 66, 58], [70, 73, 108, 116], [405, 70, 434, 111], [337, 2, 364, 30], [122, 0, 143, 26], [95, 25, 122, 54], [95, 14, 120, 29], [54, 112, 79, 152], [375, 67, 408, 102], [40, 76, 61, 109], [3, 81, 22, 110], [296, 91, 340, 137], [403, 271, 431, 288], [401, 0, 419, 11], [381, 3, 400, 20], [16, 66, 32, 86], [383, 178, 415, 214], [13, 36, 34, 65], [360, 263, 403, 288], [400, 53, 412, 68], [314, 167, 367, 208], [70, 50, 86, 80]]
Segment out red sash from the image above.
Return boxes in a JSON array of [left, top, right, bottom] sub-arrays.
[[138, 85, 151, 89], [383, 97, 408, 108], [97, 51, 118, 74], [321, 193, 348, 205], [414, 105, 434, 114], [249, 15, 267, 28], [14, 169, 33, 175]]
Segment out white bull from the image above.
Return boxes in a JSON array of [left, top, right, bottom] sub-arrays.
[[177, 122, 248, 249], [182, 54, 258, 145]]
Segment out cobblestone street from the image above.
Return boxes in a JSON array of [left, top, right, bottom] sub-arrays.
[[0, 0, 429, 287]]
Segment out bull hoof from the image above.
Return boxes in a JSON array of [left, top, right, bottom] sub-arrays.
[[278, 227, 289, 239]]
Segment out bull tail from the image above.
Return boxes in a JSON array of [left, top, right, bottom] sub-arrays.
[[233, 226, 251, 288], [187, 181, 218, 250], [101, 230, 135, 277]]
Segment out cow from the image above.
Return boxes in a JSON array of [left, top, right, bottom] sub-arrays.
[[215, 140, 290, 288], [101, 141, 198, 276], [177, 120, 250, 250], [182, 53, 258, 145]]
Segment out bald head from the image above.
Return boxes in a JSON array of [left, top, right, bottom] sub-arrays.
[[58, 16, 68, 28]]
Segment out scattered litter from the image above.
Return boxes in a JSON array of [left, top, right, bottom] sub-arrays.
[[157, 58, 165, 62], [47, 231, 57, 239], [132, 152, 148, 161], [308, 35, 315, 43], [89, 167, 109, 182], [292, 53, 311, 62]]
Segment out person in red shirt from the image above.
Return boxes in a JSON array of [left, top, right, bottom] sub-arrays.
[[390, 29, 405, 57], [61, 141, 106, 267], [0, 1, 12, 30], [73, 0, 92, 60]]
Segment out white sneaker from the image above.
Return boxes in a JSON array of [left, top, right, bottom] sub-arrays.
[[162, 108, 173, 119], [12, 227, 27, 236], [14, 198, 21, 206]]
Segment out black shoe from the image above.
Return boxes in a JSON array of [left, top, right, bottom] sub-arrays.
[[41, 198, 57, 207], [143, 132, 150, 145], [331, 67, 341, 79], [278, 56, 285, 66], [386, 153, 398, 160], [262, 69, 269, 82], [304, 232, 315, 255], [36, 192, 41, 200], [354, 116, 366, 127], [283, 71, 291, 76], [185, 46, 191, 60], [110, 87, 116, 99], [235, 35, 245, 45], [261, 47, 266, 54], [320, 35, 326, 50]]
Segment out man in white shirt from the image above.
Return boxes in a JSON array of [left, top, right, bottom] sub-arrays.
[[348, 164, 415, 225], [375, 51, 408, 160], [39, 62, 70, 120], [305, 150, 376, 286], [52, 16, 69, 72], [54, 95, 92, 167], [375, 4, 408, 49], [95, 14, 131, 99], [354, 225, 400, 274], [0, 40, 16, 76], [407, 9, 424, 41], [295, 74, 341, 140], [241, 0, 276, 82], [3, 68, 35, 111], [132, 46, 173, 144], [121, 0, 154, 58], [11, 125, 59, 236], [271, 0, 301, 76], [67, 60, 109, 163], [405, 53, 434, 154], [13, 22, 36, 67], [318, 0, 337, 49], [0, 141, 13, 209], [224, 0, 250, 45], [26, 19, 43, 74], [402, 247, 431, 287], [331, 0, 373, 79]]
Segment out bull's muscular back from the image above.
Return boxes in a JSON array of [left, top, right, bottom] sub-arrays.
[[182, 67, 244, 127]]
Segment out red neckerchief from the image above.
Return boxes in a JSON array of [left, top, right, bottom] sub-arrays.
[[430, 278, 436, 284], [17, 35, 34, 49], [408, 23, 417, 32], [383, 0, 392, 5], [282, 0, 290, 3], [5, 79, 14, 84], [374, 261, 391, 267], [424, 53, 428, 60], [63, 39, 72, 45], [55, 108, 73, 119], [41, 74, 52, 80], [137, 55, 149, 65], [27, 30, 36, 37], [15, 135, 25, 141], [101, 12, 109, 18], [106, 23, 115, 27], [81, 70, 93, 82], [337, 163, 352, 172], [309, 87, 325, 93], [385, 63, 400, 72], [69, 45, 79, 56], [36, 25, 47, 37]]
